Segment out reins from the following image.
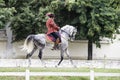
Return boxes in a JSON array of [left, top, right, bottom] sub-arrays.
[[60, 29, 73, 41], [61, 29, 71, 37]]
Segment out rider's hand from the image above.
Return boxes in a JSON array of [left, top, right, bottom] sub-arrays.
[[56, 27, 60, 31], [57, 27, 60, 31], [58, 27, 60, 30]]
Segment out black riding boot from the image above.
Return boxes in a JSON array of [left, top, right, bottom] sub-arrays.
[[51, 38, 59, 50]]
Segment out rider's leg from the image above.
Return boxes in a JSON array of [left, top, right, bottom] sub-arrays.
[[52, 40, 58, 50], [51, 32, 60, 50], [56, 38, 60, 44]]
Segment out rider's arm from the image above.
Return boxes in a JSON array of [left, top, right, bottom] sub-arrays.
[[49, 19, 60, 31]]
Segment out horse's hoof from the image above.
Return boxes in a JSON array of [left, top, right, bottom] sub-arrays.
[[55, 65, 58, 68], [73, 65, 77, 68], [26, 54, 31, 59], [43, 65, 47, 68], [26, 55, 29, 59]]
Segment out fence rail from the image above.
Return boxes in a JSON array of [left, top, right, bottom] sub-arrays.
[[0, 69, 119, 80], [0, 59, 119, 80]]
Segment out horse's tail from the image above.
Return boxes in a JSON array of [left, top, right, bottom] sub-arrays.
[[22, 35, 34, 53]]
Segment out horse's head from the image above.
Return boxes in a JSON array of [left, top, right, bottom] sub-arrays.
[[61, 25, 77, 41], [68, 25, 77, 41]]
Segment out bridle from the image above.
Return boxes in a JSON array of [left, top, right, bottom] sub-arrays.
[[60, 29, 76, 41]]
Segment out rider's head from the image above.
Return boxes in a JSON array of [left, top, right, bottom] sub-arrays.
[[46, 12, 55, 18]]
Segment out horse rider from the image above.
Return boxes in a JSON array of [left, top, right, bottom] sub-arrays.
[[46, 12, 61, 50]]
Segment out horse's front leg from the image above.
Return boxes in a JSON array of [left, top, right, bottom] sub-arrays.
[[56, 49, 64, 67], [65, 48, 76, 67]]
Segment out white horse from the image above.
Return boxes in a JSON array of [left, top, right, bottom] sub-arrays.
[[22, 25, 77, 67]]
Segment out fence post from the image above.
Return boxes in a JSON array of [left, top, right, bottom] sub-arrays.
[[90, 70, 94, 80], [25, 69, 30, 80]]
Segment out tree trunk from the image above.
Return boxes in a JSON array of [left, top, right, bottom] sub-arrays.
[[87, 40, 93, 60], [4, 0, 9, 7]]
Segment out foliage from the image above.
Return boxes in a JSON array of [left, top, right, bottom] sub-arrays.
[[0, 0, 52, 40], [0, 7, 16, 28], [10, 0, 55, 40], [0, 0, 120, 47], [51, 0, 120, 47]]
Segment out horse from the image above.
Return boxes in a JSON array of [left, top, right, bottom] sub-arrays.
[[22, 25, 77, 67]]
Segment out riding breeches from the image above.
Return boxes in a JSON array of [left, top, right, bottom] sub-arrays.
[[48, 32, 61, 42]]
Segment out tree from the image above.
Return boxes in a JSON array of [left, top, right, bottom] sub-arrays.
[[0, 0, 16, 29], [49, 0, 120, 60], [0, 0, 53, 40], [0, 0, 120, 60]]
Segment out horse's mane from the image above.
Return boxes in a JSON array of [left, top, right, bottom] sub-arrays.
[[61, 25, 73, 30]]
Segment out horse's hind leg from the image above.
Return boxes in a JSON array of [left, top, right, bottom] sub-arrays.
[[38, 49, 43, 60], [26, 46, 37, 59], [38, 48, 46, 67], [26, 46, 37, 66]]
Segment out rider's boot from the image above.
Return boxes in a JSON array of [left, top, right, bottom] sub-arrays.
[[51, 38, 60, 50]]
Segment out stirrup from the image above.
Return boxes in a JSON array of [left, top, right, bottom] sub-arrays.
[[51, 44, 59, 50], [51, 46, 57, 50]]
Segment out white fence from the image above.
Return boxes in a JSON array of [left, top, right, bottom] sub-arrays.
[[0, 59, 119, 80], [0, 69, 120, 80]]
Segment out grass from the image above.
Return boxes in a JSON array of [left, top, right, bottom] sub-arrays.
[[0, 76, 119, 80], [0, 67, 119, 80], [31, 76, 120, 80], [0, 67, 120, 73], [31, 76, 90, 80]]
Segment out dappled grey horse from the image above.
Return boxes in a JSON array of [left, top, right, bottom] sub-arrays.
[[22, 25, 77, 67]]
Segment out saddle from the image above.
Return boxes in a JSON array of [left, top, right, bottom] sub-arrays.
[[46, 35, 54, 43], [46, 34, 61, 50], [46, 34, 61, 43]]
